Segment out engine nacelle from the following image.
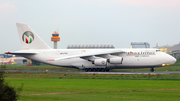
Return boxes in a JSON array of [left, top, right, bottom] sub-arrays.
[[108, 57, 123, 64], [93, 59, 107, 66]]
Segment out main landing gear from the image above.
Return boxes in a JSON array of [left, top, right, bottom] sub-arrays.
[[85, 68, 109, 72], [150, 68, 154, 72]]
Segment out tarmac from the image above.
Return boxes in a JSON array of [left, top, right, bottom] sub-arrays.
[[5, 70, 180, 74]]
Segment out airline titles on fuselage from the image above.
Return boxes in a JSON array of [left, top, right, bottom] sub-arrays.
[[126, 51, 155, 57]]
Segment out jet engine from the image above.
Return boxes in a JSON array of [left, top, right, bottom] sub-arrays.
[[93, 59, 107, 66], [108, 57, 123, 64]]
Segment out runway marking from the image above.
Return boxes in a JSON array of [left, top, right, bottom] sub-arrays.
[[23, 88, 180, 95]]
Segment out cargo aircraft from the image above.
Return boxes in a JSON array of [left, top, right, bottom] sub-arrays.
[[5, 23, 176, 72]]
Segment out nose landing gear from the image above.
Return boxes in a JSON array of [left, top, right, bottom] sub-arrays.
[[150, 68, 154, 72]]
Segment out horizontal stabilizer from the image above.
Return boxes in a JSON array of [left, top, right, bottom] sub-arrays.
[[5, 51, 37, 55]]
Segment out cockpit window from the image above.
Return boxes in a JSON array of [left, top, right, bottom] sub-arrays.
[[156, 50, 161, 52]]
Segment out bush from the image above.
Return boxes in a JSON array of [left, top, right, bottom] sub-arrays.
[[0, 65, 22, 101]]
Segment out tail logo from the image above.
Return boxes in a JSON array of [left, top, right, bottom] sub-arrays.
[[22, 31, 34, 44]]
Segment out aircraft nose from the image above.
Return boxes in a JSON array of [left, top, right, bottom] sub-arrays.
[[168, 55, 177, 65]]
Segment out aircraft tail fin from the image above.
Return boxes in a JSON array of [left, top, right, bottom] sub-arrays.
[[16, 23, 51, 50]]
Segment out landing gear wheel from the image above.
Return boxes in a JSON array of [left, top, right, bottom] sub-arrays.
[[97, 68, 100, 72], [89, 68, 93, 72], [85, 68, 88, 72], [102, 68, 105, 72], [92, 68, 96, 72], [150, 68, 154, 72], [94, 68, 98, 72]]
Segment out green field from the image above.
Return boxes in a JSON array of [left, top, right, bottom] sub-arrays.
[[4, 73, 180, 101], [2, 60, 180, 100]]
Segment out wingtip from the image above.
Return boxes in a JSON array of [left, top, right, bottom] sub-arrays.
[[5, 52, 11, 54]]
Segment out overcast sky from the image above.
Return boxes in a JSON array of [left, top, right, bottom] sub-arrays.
[[0, 0, 180, 53]]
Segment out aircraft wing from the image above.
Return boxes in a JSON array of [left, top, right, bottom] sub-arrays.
[[47, 50, 124, 61]]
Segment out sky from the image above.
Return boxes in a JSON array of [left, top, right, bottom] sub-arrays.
[[0, 0, 180, 53]]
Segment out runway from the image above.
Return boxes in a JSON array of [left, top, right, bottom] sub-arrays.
[[5, 70, 180, 74]]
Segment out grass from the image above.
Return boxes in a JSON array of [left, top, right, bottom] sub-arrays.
[[2, 60, 180, 100], [3, 73, 180, 101], [20, 89, 180, 101], [4, 60, 180, 72]]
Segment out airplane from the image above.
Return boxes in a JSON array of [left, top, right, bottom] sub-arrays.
[[5, 23, 176, 72], [0, 59, 12, 64]]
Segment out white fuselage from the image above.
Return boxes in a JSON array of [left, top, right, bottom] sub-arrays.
[[19, 48, 176, 70]]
